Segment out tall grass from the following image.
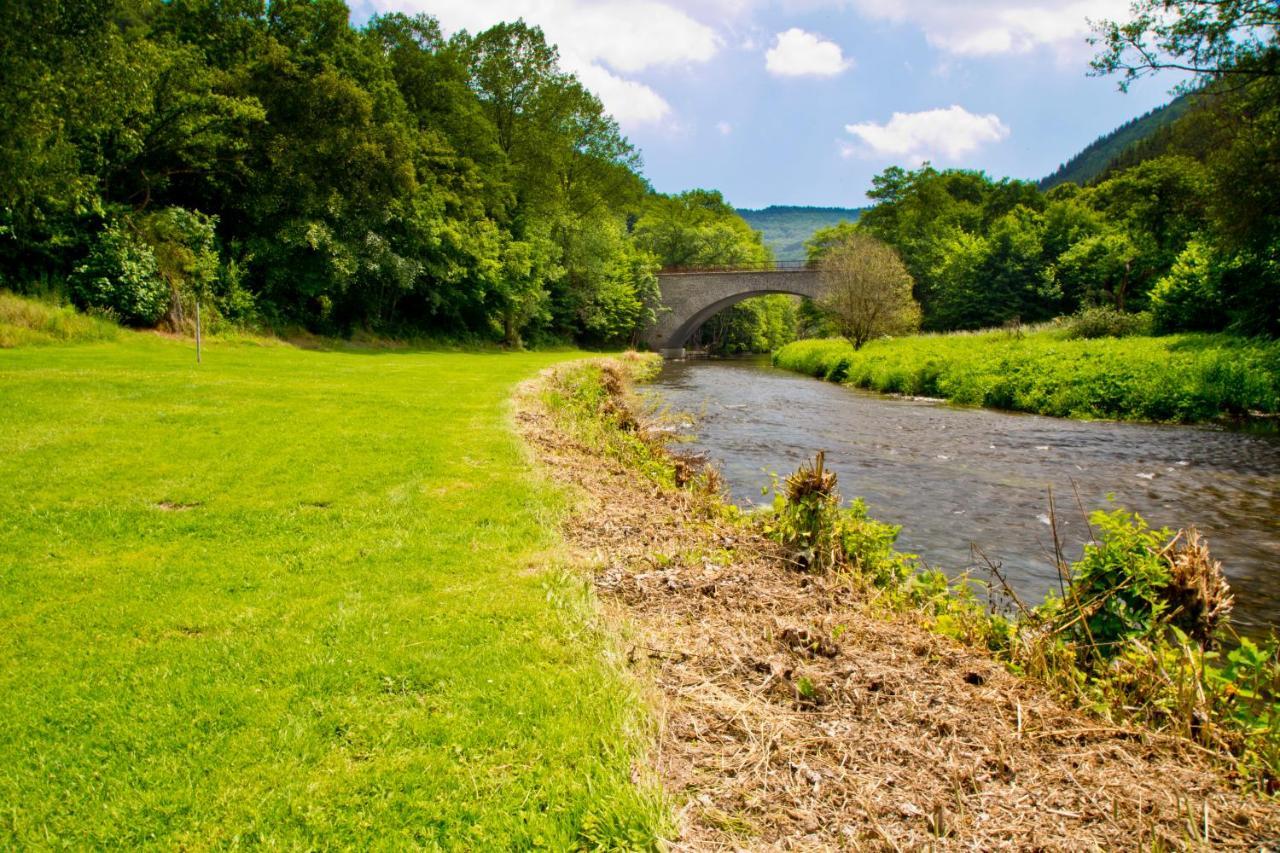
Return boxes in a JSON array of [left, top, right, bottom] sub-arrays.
[[773, 330, 1280, 423], [0, 290, 120, 347]]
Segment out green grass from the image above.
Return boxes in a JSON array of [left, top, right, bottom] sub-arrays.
[[0, 332, 666, 848], [0, 290, 121, 347], [773, 330, 1280, 423]]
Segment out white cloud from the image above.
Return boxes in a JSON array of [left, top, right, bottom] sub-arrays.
[[572, 62, 673, 125], [716, 120, 733, 135], [765, 28, 852, 77], [843, 105, 1010, 162], [851, 0, 1129, 59], [360, 0, 722, 127]]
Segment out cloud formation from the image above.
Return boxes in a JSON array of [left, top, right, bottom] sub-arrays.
[[765, 28, 852, 77], [361, 0, 722, 127], [843, 105, 1010, 162], [851, 0, 1128, 59]]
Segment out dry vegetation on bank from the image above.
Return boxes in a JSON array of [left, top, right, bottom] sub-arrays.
[[517, 355, 1280, 849]]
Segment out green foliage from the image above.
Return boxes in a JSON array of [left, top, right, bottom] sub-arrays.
[[0, 291, 120, 348], [697, 295, 798, 355], [0, 1, 658, 346], [632, 190, 771, 269], [1057, 509, 1176, 651], [855, 131, 1272, 335], [1065, 305, 1153, 339], [773, 330, 1280, 423], [1150, 239, 1227, 332], [68, 219, 170, 326]]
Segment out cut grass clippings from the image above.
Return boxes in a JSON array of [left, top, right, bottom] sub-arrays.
[[773, 331, 1280, 424], [0, 333, 667, 848]]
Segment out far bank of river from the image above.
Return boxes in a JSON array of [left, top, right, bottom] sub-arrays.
[[645, 357, 1280, 632]]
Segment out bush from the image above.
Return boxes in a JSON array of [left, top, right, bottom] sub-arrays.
[[69, 221, 169, 326], [1064, 305, 1152, 339], [1149, 240, 1227, 333]]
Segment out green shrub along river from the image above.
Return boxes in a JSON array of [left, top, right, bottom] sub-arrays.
[[773, 331, 1280, 423]]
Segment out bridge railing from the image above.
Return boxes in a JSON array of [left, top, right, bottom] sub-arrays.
[[658, 260, 816, 275]]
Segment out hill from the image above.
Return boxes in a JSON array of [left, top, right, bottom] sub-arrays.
[[737, 205, 865, 262], [1039, 94, 1193, 190]]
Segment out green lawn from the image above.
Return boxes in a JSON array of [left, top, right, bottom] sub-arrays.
[[0, 334, 663, 848]]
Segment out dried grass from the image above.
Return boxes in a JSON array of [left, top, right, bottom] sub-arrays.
[[515, 359, 1280, 850]]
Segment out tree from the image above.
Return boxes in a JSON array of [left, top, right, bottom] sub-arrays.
[[818, 233, 920, 349], [1090, 0, 1278, 91]]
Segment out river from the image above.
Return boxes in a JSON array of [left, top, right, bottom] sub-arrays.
[[645, 357, 1280, 632]]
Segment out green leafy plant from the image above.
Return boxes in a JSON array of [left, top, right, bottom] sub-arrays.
[[68, 220, 169, 327]]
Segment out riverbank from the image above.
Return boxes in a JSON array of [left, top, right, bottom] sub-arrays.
[[520, 355, 1280, 847], [773, 331, 1280, 424], [0, 335, 665, 847]]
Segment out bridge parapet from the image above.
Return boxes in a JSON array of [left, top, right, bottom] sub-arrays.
[[659, 260, 815, 275]]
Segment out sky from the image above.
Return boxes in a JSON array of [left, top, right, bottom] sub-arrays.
[[348, 0, 1187, 209]]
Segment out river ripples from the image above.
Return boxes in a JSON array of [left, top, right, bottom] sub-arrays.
[[645, 357, 1280, 632]]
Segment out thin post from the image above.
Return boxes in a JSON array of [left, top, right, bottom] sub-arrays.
[[195, 299, 202, 364]]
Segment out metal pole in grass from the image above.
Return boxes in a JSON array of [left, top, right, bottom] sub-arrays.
[[195, 299, 202, 364]]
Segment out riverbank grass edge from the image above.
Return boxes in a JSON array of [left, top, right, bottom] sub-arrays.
[[773, 331, 1280, 423], [0, 333, 667, 847]]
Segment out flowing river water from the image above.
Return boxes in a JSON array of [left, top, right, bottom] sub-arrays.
[[645, 357, 1280, 632]]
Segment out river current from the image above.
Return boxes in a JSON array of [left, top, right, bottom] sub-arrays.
[[645, 357, 1280, 632]]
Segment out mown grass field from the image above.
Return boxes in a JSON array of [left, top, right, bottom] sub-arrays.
[[773, 331, 1280, 423], [0, 332, 664, 847]]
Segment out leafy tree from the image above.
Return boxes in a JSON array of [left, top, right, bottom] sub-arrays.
[[1090, 0, 1278, 90], [69, 217, 170, 326], [632, 190, 771, 269], [1149, 239, 1228, 331], [818, 233, 920, 349], [805, 221, 859, 262], [1092, 0, 1279, 335]]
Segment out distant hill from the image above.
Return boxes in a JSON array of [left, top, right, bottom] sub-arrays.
[[1039, 94, 1194, 190], [737, 205, 865, 262]]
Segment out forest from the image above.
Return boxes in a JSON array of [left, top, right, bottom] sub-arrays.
[[0, 0, 777, 349], [2, 0, 1275, 351]]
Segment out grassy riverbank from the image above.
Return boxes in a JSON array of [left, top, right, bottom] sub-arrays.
[[0, 333, 665, 847], [773, 331, 1280, 423]]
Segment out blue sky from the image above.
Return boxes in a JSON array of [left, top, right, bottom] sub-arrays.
[[350, 1, 1185, 208]]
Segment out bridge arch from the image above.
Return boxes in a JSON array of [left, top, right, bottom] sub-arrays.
[[644, 267, 822, 357]]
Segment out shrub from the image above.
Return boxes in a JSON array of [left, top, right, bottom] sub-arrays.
[[1149, 240, 1227, 333], [1064, 305, 1152, 339], [69, 221, 169, 326]]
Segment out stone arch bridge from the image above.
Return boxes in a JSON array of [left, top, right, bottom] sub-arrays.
[[643, 262, 821, 358]]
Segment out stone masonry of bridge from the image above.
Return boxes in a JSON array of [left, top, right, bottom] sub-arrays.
[[643, 268, 823, 358]]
